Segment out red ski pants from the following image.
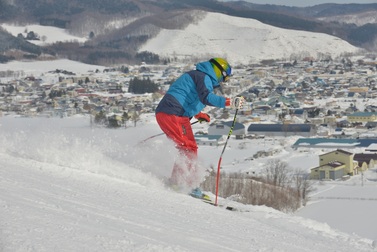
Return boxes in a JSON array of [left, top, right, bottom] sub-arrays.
[[156, 112, 198, 186]]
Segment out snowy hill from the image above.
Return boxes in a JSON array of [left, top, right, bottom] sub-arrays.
[[0, 58, 106, 77], [1, 115, 376, 252], [1, 11, 362, 65], [139, 11, 360, 64], [318, 10, 377, 26], [0, 23, 87, 45]]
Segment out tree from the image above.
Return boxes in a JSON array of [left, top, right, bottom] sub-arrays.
[[26, 31, 39, 40], [108, 115, 120, 128], [122, 111, 130, 128], [94, 111, 107, 125], [89, 31, 95, 39], [135, 51, 160, 64], [120, 65, 129, 74], [264, 159, 289, 187], [292, 168, 315, 206], [128, 77, 158, 94], [131, 110, 140, 127]]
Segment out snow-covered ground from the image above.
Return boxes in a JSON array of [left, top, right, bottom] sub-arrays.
[[0, 24, 87, 45], [0, 59, 106, 77], [1, 115, 377, 252]]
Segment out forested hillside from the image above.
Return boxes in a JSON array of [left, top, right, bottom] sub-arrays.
[[0, 0, 376, 65]]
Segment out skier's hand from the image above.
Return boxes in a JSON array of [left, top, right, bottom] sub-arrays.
[[226, 96, 245, 109], [195, 112, 210, 123]]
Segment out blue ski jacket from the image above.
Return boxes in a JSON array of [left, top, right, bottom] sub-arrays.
[[155, 61, 226, 117]]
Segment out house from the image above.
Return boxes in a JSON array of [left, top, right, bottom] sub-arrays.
[[194, 135, 224, 146], [292, 138, 377, 149], [208, 121, 245, 137], [347, 112, 377, 123], [353, 153, 377, 172], [290, 108, 307, 120], [365, 143, 377, 152], [252, 105, 272, 115], [310, 149, 357, 180], [247, 123, 315, 137], [336, 119, 352, 128], [330, 130, 358, 139], [324, 116, 337, 126], [365, 121, 377, 129]]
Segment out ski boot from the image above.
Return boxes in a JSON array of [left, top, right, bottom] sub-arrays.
[[189, 188, 211, 202]]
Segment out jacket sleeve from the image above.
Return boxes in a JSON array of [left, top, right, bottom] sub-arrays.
[[206, 92, 226, 108], [197, 75, 226, 108]]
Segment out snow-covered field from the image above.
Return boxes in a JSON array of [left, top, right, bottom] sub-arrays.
[[1, 115, 377, 252], [0, 59, 106, 77], [0, 24, 87, 45]]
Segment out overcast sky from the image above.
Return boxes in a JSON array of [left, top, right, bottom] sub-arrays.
[[219, 0, 376, 7]]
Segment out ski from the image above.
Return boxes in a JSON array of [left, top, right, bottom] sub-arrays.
[[189, 190, 239, 211], [201, 199, 238, 211]]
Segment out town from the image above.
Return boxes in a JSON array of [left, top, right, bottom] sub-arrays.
[[1, 56, 376, 120], [1, 55, 377, 182]]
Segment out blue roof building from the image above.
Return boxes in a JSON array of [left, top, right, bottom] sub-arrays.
[[248, 123, 314, 137], [292, 138, 377, 149]]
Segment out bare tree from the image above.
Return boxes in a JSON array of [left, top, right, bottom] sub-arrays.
[[200, 171, 301, 213], [264, 159, 289, 187], [292, 168, 315, 206], [132, 110, 140, 127]]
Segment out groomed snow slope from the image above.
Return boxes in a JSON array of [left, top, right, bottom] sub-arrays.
[[0, 116, 375, 252]]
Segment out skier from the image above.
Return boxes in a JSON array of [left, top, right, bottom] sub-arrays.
[[155, 58, 245, 196]]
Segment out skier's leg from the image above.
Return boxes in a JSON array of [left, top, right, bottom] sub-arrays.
[[176, 118, 199, 187], [156, 113, 198, 187]]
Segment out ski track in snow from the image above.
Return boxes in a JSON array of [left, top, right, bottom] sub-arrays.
[[0, 116, 375, 252]]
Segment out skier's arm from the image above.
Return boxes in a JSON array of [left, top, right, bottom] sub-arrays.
[[197, 75, 226, 108]]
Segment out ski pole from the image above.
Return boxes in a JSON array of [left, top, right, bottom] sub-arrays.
[[138, 120, 199, 145], [215, 109, 239, 206]]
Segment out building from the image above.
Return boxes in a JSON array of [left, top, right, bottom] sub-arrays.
[[347, 112, 377, 123], [208, 121, 245, 137], [248, 123, 314, 137], [353, 153, 377, 172], [194, 135, 224, 146], [310, 149, 357, 180], [292, 138, 377, 149]]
